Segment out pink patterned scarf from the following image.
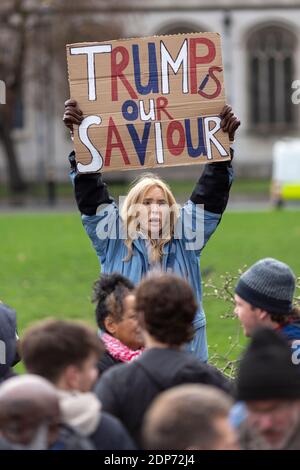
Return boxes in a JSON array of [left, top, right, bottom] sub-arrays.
[[102, 333, 144, 363]]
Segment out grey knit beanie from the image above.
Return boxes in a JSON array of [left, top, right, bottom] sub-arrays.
[[235, 258, 296, 315]]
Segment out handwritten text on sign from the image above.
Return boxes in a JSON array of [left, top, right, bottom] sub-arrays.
[[66, 33, 230, 173]]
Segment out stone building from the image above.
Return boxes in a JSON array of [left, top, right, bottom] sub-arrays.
[[2, 0, 300, 183]]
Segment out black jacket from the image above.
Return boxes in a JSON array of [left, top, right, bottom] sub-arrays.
[[97, 351, 122, 375], [90, 411, 136, 450], [94, 348, 231, 446], [52, 424, 95, 450]]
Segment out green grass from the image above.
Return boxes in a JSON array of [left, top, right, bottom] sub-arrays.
[[0, 214, 99, 327], [230, 179, 269, 195], [0, 209, 299, 374]]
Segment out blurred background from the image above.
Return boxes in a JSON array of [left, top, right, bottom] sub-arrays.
[[1, 0, 300, 207], [1, 0, 300, 373]]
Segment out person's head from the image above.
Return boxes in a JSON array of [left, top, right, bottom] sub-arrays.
[[121, 173, 179, 263], [246, 399, 300, 450], [142, 384, 238, 450], [135, 273, 197, 348], [21, 320, 104, 392], [93, 273, 143, 350], [236, 327, 300, 449], [234, 258, 296, 336], [0, 375, 60, 449]]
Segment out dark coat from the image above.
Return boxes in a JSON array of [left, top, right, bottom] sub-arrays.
[[90, 412, 136, 450], [51, 425, 95, 450], [94, 347, 230, 445], [97, 351, 122, 375]]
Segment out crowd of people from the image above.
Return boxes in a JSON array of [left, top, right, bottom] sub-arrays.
[[0, 100, 299, 451], [1, 260, 300, 451]]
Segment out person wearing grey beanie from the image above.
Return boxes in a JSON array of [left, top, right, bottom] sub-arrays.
[[234, 258, 300, 351]]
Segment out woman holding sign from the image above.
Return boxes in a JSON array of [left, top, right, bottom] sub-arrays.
[[63, 100, 240, 362]]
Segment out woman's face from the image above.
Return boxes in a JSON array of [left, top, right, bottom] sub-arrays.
[[111, 294, 144, 350], [140, 186, 170, 238]]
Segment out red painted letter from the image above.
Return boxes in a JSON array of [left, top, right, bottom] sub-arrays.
[[111, 46, 138, 101], [156, 96, 174, 121], [189, 38, 216, 94], [105, 117, 130, 166], [166, 121, 185, 156], [198, 66, 222, 100]]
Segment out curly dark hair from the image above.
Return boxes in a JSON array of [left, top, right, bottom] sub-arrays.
[[269, 306, 300, 325], [135, 273, 197, 346], [92, 273, 135, 331]]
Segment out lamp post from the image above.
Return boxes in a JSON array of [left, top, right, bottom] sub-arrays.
[[42, 5, 56, 206], [223, 9, 233, 106], [34, 4, 56, 206]]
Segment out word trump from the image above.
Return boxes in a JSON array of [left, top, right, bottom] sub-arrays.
[[70, 38, 222, 101], [67, 33, 230, 173]]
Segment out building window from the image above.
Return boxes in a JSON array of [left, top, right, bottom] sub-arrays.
[[248, 25, 296, 131]]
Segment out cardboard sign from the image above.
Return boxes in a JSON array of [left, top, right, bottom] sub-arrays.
[[66, 32, 230, 174]]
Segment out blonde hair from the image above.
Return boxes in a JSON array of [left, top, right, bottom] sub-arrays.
[[121, 173, 179, 263]]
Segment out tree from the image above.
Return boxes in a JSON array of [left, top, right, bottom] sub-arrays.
[[0, 0, 124, 196], [0, 0, 29, 193]]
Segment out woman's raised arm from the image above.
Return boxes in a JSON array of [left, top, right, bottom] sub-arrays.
[[190, 105, 240, 214], [63, 99, 114, 216]]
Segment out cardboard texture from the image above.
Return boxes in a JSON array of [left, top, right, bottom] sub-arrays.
[[66, 32, 230, 173]]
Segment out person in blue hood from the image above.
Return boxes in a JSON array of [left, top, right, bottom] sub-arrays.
[[0, 302, 20, 383], [63, 100, 240, 362]]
